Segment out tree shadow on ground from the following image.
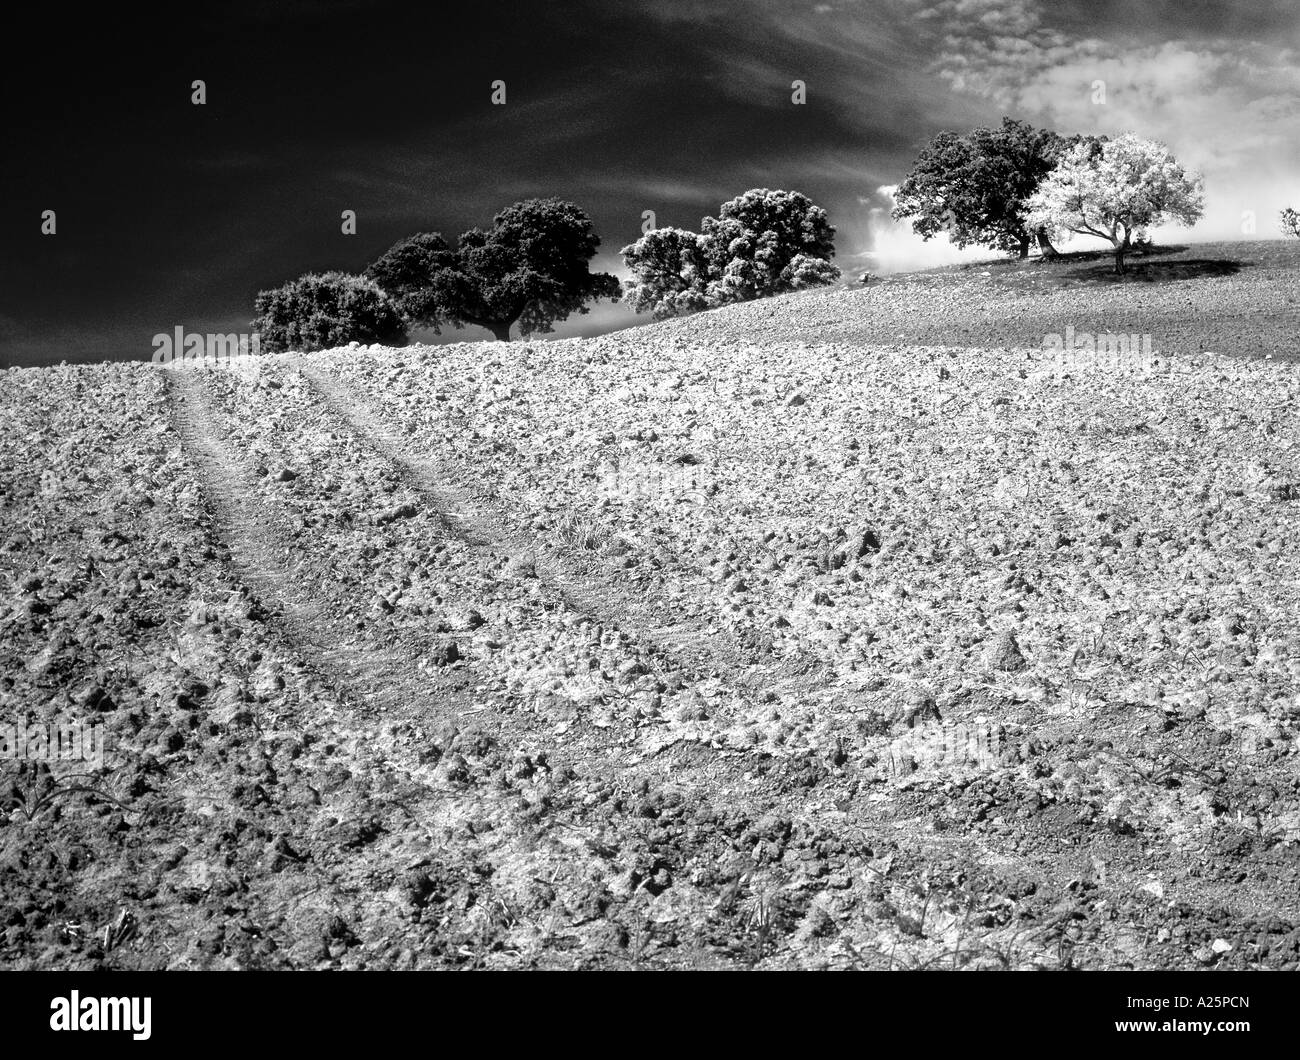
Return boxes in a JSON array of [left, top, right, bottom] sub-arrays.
[[955, 244, 1190, 273], [1071, 257, 1244, 283]]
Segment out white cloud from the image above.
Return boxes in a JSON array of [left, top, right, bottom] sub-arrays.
[[842, 185, 1002, 272], [916, 0, 1300, 240]]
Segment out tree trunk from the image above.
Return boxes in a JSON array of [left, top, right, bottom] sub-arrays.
[[488, 322, 512, 342], [1035, 229, 1058, 258], [1017, 236, 1031, 259], [1114, 229, 1131, 275]]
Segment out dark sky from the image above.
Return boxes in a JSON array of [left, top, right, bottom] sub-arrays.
[[2, 0, 1296, 366]]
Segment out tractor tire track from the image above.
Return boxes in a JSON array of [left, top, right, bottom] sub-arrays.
[[167, 360, 738, 774], [163, 362, 473, 728], [172, 357, 1033, 974], [299, 362, 772, 701], [162, 362, 747, 968]]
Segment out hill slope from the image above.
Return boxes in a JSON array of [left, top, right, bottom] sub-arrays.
[[2, 251, 1299, 970], [681, 239, 1300, 361]]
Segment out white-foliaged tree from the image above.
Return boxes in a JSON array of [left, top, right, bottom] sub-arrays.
[[1022, 134, 1204, 274]]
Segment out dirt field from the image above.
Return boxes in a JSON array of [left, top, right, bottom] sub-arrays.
[[2, 239, 1299, 969]]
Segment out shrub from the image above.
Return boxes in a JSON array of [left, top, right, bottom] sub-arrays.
[[782, 253, 843, 289], [252, 271, 407, 353]]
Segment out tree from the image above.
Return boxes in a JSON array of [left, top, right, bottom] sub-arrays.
[[701, 188, 840, 302], [1023, 133, 1204, 274], [620, 188, 840, 318], [1282, 208, 1300, 238], [621, 227, 714, 319], [892, 118, 1082, 258], [367, 199, 620, 342], [363, 231, 455, 324], [252, 272, 407, 353]]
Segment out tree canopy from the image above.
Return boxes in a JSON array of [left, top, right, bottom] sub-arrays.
[[367, 198, 621, 341], [1023, 133, 1204, 274], [621, 188, 841, 320], [892, 118, 1084, 258], [252, 271, 407, 353], [620, 227, 714, 319]]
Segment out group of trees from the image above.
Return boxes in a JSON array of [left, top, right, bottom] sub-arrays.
[[893, 117, 1205, 275], [1023, 133, 1204, 274], [251, 118, 1237, 351], [252, 188, 844, 350], [253, 198, 621, 351], [890, 118, 1071, 259]]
